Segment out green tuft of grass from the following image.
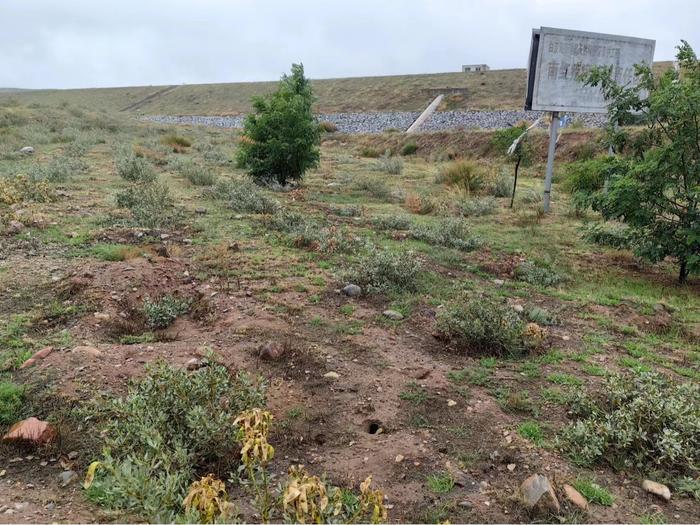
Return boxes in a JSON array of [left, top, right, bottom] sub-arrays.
[[517, 420, 545, 445], [0, 380, 25, 424], [572, 479, 614, 506], [426, 471, 455, 494], [91, 243, 141, 261]]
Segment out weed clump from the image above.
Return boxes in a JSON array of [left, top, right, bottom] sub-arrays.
[[0, 380, 24, 424], [582, 222, 632, 249], [318, 120, 338, 133], [374, 150, 403, 175], [266, 209, 364, 254], [0, 175, 54, 205], [354, 176, 392, 199], [30, 156, 87, 182], [344, 248, 422, 294], [436, 160, 484, 195], [85, 361, 266, 522], [400, 141, 418, 156], [178, 160, 216, 186], [330, 205, 363, 217], [437, 296, 530, 357], [456, 196, 497, 217], [514, 261, 566, 287], [372, 214, 413, 231], [116, 151, 157, 183], [410, 218, 481, 251], [209, 178, 280, 214], [143, 296, 191, 329], [560, 371, 700, 476], [115, 180, 180, 229]]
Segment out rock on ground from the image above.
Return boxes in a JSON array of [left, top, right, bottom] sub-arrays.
[[520, 474, 560, 513], [642, 480, 671, 501], [2, 417, 57, 446]]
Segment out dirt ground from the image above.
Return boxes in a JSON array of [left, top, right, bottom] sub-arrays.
[[1, 112, 699, 523]]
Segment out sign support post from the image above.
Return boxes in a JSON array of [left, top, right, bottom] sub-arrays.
[[543, 111, 559, 213]]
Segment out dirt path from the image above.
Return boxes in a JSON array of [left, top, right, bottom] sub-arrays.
[[119, 85, 179, 112]]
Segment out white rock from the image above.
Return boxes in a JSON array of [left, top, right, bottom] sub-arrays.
[[19, 146, 34, 154], [323, 372, 340, 379], [642, 480, 671, 501]]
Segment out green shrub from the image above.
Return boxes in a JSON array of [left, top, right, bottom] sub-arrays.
[[456, 196, 497, 217], [372, 215, 413, 231], [209, 178, 280, 214], [30, 156, 87, 182], [354, 176, 391, 199], [526, 306, 560, 326], [410, 218, 481, 251], [375, 151, 403, 175], [116, 151, 157, 183], [0, 380, 24, 424], [91, 244, 141, 262], [161, 134, 192, 149], [400, 141, 418, 156], [237, 64, 320, 185], [561, 156, 628, 210], [266, 209, 365, 254], [344, 248, 422, 294], [489, 169, 513, 198], [115, 179, 180, 229], [436, 296, 528, 357], [178, 161, 216, 186], [330, 205, 363, 217], [436, 160, 484, 194], [581, 222, 633, 249], [560, 372, 700, 475], [514, 261, 566, 287], [360, 146, 381, 158], [426, 472, 455, 494], [86, 361, 265, 522], [143, 296, 190, 329], [517, 421, 545, 445]]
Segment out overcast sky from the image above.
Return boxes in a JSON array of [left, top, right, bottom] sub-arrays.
[[1, 0, 697, 89]]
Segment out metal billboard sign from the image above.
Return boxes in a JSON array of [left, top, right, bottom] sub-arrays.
[[525, 27, 655, 113]]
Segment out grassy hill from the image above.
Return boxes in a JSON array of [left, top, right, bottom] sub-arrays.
[[0, 62, 672, 115]]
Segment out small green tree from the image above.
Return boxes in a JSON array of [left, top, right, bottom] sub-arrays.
[[237, 63, 320, 185], [583, 41, 700, 283], [491, 124, 534, 207]]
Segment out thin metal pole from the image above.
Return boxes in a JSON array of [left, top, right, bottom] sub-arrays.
[[543, 111, 559, 213]]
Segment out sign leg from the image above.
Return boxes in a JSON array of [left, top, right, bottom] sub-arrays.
[[543, 111, 559, 213]]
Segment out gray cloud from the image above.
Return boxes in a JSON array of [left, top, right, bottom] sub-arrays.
[[1, 0, 697, 89]]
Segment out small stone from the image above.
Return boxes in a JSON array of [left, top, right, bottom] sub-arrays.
[[395, 454, 404, 463], [93, 312, 110, 320], [458, 501, 473, 508], [642, 480, 671, 502], [563, 484, 588, 511], [2, 417, 57, 446], [519, 474, 560, 513], [155, 245, 169, 258], [493, 279, 505, 286], [259, 341, 285, 361], [447, 399, 457, 407], [195, 207, 207, 215], [185, 358, 204, 371], [6, 220, 25, 235], [72, 345, 102, 357], [0, 469, 5, 476], [58, 470, 77, 487], [382, 310, 404, 321], [20, 146, 34, 154], [342, 284, 361, 297], [511, 304, 524, 313], [507, 463, 516, 472], [323, 371, 340, 379], [160, 233, 170, 240], [67, 451, 78, 460]]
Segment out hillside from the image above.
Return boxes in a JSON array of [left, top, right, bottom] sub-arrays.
[[0, 69, 528, 114], [0, 62, 672, 116]]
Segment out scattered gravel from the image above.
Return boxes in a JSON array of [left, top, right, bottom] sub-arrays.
[[143, 109, 606, 134]]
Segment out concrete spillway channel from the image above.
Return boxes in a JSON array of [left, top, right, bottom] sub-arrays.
[[405, 94, 444, 133]]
